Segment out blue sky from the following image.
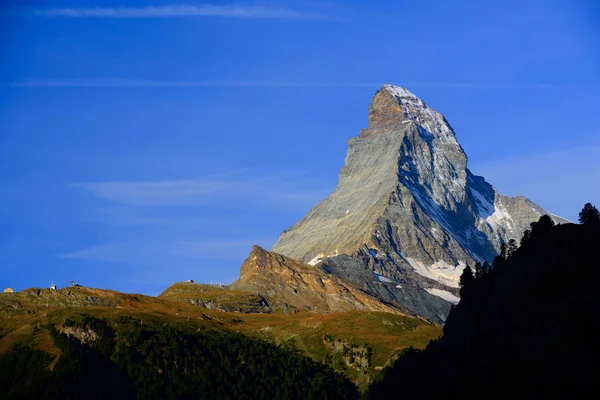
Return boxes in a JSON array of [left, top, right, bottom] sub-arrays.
[[1, 0, 598, 294]]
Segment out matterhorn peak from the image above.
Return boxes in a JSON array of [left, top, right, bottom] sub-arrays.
[[271, 85, 569, 322], [366, 84, 455, 142], [382, 84, 421, 102]]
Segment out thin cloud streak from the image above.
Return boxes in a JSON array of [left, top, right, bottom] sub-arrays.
[[4, 79, 379, 88], [60, 238, 276, 264], [2, 79, 585, 89], [32, 4, 319, 19], [71, 172, 332, 210]]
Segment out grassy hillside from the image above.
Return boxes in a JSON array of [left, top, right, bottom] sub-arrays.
[[0, 285, 441, 391], [0, 313, 358, 399], [159, 282, 296, 313]]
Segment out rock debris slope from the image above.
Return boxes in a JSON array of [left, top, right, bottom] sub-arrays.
[[269, 85, 568, 322]]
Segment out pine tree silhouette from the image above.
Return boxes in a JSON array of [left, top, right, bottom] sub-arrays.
[[579, 203, 600, 227], [459, 265, 474, 289]]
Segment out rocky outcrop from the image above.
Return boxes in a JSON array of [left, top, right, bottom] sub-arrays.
[[323, 335, 371, 374], [231, 246, 412, 316], [271, 85, 568, 321], [186, 297, 272, 313], [60, 326, 98, 344]]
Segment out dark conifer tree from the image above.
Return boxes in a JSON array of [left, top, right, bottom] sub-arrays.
[[460, 265, 475, 288], [474, 262, 482, 279], [507, 239, 518, 257], [579, 203, 600, 227], [483, 261, 492, 275], [474, 262, 491, 279], [493, 243, 509, 269], [499, 242, 507, 259], [531, 215, 555, 238], [521, 229, 532, 246]]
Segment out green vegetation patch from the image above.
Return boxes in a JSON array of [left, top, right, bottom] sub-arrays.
[[0, 314, 358, 400]]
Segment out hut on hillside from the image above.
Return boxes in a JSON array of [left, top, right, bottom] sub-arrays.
[[3, 288, 14, 293]]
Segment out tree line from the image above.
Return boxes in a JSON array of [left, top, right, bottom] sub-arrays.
[[368, 202, 600, 399]]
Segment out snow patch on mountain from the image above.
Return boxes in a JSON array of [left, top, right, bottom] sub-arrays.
[[405, 257, 465, 288], [307, 253, 325, 266], [470, 187, 514, 230], [471, 188, 495, 217], [486, 204, 514, 230], [425, 288, 460, 304], [307, 250, 340, 266], [374, 273, 397, 283]]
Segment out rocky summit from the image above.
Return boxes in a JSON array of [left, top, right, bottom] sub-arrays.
[[268, 84, 568, 323]]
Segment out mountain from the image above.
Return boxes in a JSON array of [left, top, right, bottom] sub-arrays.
[[231, 245, 412, 316], [367, 216, 600, 399], [272, 85, 568, 322]]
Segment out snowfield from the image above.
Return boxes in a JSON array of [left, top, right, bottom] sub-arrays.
[[424, 288, 460, 304]]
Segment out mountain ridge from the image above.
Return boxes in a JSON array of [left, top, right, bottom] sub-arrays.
[[231, 245, 414, 317]]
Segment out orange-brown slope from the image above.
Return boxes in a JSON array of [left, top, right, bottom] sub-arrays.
[[231, 245, 409, 315]]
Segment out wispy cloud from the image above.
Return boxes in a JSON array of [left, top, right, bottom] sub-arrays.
[[32, 4, 320, 19], [2, 79, 586, 89], [400, 82, 582, 90], [59, 237, 276, 286], [82, 206, 171, 227], [71, 171, 331, 210], [61, 238, 275, 263], [165, 239, 275, 258], [3, 79, 378, 88], [61, 171, 325, 283]]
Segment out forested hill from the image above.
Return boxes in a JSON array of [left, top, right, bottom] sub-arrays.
[[0, 314, 358, 399], [368, 205, 600, 399]]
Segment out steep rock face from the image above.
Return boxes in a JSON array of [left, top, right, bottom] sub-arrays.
[[272, 85, 568, 319], [319, 255, 452, 324], [231, 246, 411, 316]]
